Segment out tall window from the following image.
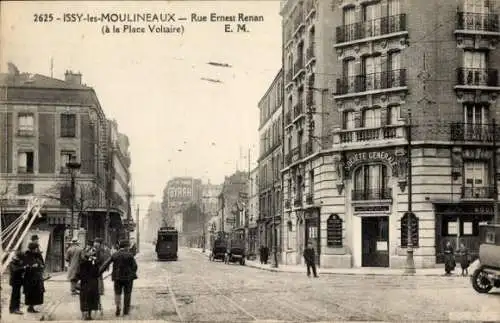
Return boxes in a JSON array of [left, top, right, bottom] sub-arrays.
[[363, 2, 381, 36], [18, 151, 34, 173], [343, 111, 356, 130], [18, 113, 34, 135], [343, 59, 356, 92], [464, 0, 490, 30], [463, 51, 487, 85], [363, 56, 382, 90], [464, 161, 488, 195], [388, 0, 400, 15], [362, 108, 381, 128], [297, 131, 303, 157], [387, 105, 400, 125], [309, 170, 314, 195], [353, 164, 389, 199], [60, 114, 76, 137], [464, 103, 489, 139]]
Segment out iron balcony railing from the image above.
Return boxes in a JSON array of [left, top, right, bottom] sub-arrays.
[[336, 69, 407, 95], [17, 129, 34, 137], [450, 123, 500, 142], [285, 153, 292, 165], [456, 67, 498, 87], [338, 126, 404, 143], [351, 188, 392, 201], [294, 58, 304, 77], [456, 12, 499, 32], [306, 193, 313, 205], [461, 186, 495, 199], [291, 146, 302, 160], [293, 101, 304, 119], [336, 14, 407, 44]]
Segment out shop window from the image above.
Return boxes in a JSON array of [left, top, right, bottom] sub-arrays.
[[401, 212, 419, 247], [326, 214, 343, 247]]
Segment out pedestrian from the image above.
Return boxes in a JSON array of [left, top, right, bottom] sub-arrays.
[[23, 242, 45, 313], [458, 242, 470, 276], [99, 239, 138, 316], [9, 250, 25, 314], [443, 241, 456, 275], [303, 241, 318, 278], [93, 238, 108, 296], [66, 238, 83, 295], [77, 247, 101, 320]]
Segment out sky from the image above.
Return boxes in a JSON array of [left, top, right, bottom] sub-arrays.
[[0, 1, 282, 204]]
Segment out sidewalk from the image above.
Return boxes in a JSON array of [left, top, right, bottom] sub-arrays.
[[190, 248, 476, 277]]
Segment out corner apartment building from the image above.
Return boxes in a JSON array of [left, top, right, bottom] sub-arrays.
[[107, 119, 133, 244], [247, 166, 259, 258], [257, 69, 284, 262], [280, 0, 339, 266], [0, 67, 116, 271], [313, 0, 500, 269]]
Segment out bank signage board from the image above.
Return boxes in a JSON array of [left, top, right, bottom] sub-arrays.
[[344, 151, 398, 173]]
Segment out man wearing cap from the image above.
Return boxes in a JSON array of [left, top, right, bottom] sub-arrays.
[[99, 239, 138, 316], [66, 238, 83, 295]]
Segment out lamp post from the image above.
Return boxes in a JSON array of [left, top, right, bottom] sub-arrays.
[[404, 110, 416, 275], [66, 156, 81, 239]]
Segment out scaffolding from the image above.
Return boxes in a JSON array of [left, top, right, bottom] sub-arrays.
[[0, 197, 45, 274]]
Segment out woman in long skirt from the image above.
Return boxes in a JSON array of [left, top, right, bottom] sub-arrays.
[[23, 243, 45, 313], [77, 247, 101, 320], [443, 241, 456, 275]]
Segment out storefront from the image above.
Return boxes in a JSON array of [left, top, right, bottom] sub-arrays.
[[342, 147, 403, 268], [434, 202, 495, 263]]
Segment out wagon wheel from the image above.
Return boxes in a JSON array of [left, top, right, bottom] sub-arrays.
[[471, 268, 493, 293]]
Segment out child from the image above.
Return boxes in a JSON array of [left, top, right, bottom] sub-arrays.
[[458, 242, 470, 276]]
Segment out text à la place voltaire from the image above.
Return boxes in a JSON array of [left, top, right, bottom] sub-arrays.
[[95, 12, 264, 23]]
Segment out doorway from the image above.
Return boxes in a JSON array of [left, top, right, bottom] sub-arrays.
[[305, 216, 320, 266], [362, 216, 389, 267]]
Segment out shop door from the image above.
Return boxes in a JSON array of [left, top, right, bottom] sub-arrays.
[[305, 218, 320, 265], [362, 216, 389, 267]]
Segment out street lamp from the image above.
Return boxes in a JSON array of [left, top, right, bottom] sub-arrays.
[[66, 155, 81, 239]]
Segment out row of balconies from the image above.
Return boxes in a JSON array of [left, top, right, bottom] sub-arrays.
[[335, 67, 498, 96], [337, 125, 405, 144], [334, 123, 500, 144], [336, 14, 407, 44], [335, 69, 407, 95], [284, 142, 313, 166], [335, 12, 499, 45], [280, 186, 495, 208]]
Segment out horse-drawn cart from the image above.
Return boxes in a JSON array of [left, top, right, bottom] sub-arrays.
[[471, 223, 500, 293]]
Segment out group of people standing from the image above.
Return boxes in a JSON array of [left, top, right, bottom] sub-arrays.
[[444, 240, 471, 276], [65, 238, 138, 320], [8, 235, 138, 321], [8, 235, 46, 315]]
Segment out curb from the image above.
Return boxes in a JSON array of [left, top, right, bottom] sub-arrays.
[[190, 248, 463, 277]]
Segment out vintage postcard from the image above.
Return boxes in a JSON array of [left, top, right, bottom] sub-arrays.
[[1, 0, 500, 322]]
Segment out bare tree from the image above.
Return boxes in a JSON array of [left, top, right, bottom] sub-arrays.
[[40, 181, 103, 219]]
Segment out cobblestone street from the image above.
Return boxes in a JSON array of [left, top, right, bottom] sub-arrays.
[[2, 242, 499, 322]]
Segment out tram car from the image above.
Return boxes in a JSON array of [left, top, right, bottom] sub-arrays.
[[225, 229, 246, 266], [156, 227, 178, 261]]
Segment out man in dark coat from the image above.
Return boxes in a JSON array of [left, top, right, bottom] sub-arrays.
[[23, 242, 45, 313], [77, 247, 101, 320], [66, 238, 83, 295], [303, 241, 318, 278], [9, 250, 25, 314], [99, 240, 138, 316]]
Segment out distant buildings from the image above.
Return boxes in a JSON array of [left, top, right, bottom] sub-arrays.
[[0, 65, 132, 271], [143, 201, 162, 242]]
